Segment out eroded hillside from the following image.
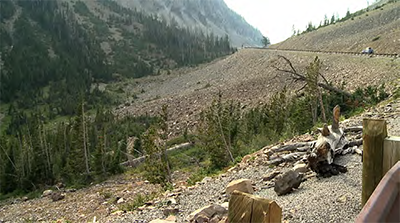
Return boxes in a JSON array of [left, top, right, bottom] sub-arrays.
[[117, 49, 400, 135]]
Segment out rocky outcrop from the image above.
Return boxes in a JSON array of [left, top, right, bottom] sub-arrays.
[[115, 0, 263, 47]]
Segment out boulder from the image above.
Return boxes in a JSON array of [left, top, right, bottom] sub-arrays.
[[274, 170, 303, 196], [228, 190, 281, 222], [42, 189, 53, 197], [187, 204, 228, 223], [226, 179, 254, 195], [51, 191, 65, 202], [165, 215, 177, 222], [293, 163, 308, 173]]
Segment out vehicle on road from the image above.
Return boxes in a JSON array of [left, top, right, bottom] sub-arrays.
[[362, 47, 374, 54]]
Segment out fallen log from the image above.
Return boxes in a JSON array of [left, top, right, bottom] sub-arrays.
[[120, 142, 194, 167]]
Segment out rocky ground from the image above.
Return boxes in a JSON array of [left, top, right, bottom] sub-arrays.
[[1, 48, 399, 222], [116, 48, 399, 137], [1, 98, 399, 223]]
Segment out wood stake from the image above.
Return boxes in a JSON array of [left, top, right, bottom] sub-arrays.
[[362, 119, 387, 206]]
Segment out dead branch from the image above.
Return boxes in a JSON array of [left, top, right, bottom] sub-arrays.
[[344, 126, 363, 133], [274, 55, 352, 97]]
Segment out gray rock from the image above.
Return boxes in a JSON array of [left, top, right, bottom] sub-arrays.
[[274, 170, 303, 195], [163, 207, 179, 217], [187, 204, 227, 222], [51, 191, 65, 202]]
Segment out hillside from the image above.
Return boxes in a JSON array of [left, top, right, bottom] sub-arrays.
[[272, 1, 400, 53], [0, 0, 233, 115], [116, 49, 399, 136], [114, 0, 264, 47], [1, 1, 400, 222]]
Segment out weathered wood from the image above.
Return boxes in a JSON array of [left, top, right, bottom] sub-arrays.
[[120, 142, 194, 167], [344, 126, 363, 133], [271, 142, 313, 153], [362, 119, 387, 206], [308, 106, 345, 164], [348, 139, 363, 147], [267, 152, 307, 166], [229, 190, 282, 223], [382, 136, 400, 175]]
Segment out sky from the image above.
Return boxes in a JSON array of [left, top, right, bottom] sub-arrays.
[[223, 0, 372, 44]]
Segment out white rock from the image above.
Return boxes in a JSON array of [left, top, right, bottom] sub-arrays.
[[293, 163, 308, 173], [42, 190, 53, 197]]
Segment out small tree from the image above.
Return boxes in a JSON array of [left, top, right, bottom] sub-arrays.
[[261, 36, 270, 47], [142, 126, 170, 186]]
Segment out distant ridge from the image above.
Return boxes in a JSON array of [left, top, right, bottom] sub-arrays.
[[114, 0, 264, 47]]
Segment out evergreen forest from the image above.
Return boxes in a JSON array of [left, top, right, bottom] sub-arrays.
[[0, 0, 233, 195]]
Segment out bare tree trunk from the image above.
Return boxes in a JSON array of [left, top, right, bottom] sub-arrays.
[[318, 90, 327, 123], [102, 130, 106, 174], [39, 125, 51, 177], [163, 144, 172, 183], [216, 113, 235, 163], [82, 102, 90, 175]]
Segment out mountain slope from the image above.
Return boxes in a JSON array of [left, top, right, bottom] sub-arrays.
[[0, 0, 233, 115], [114, 0, 264, 47], [272, 1, 400, 53]]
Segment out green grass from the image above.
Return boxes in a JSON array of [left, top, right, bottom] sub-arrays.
[[0, 189, 41, 201]]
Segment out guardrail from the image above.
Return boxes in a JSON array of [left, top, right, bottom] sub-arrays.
[[243, 47, 400, 58]]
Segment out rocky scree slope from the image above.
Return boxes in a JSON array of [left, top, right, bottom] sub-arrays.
[[114, 0, 264, 47], [272, 1, 400, 54], [118, 49, 400, 136]]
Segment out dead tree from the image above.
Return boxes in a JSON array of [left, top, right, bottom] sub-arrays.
[[307, 105, 349, 177], [272, 55, 351, 98]]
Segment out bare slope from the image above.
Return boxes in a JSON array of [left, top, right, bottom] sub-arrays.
[[118, 49, 400, 135], [272, 1, 400, 54]]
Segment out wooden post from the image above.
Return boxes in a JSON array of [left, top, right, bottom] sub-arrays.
[[362, 119, 387, 206], [383, 136, 400, 175]]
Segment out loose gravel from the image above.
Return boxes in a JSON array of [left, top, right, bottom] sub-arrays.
[[109, 153, 363, 223]]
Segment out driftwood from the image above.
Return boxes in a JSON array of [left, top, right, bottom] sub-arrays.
[[307, 105, 351, 177], [263, 105, 363, 178], [120, 142, 194, 167]]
